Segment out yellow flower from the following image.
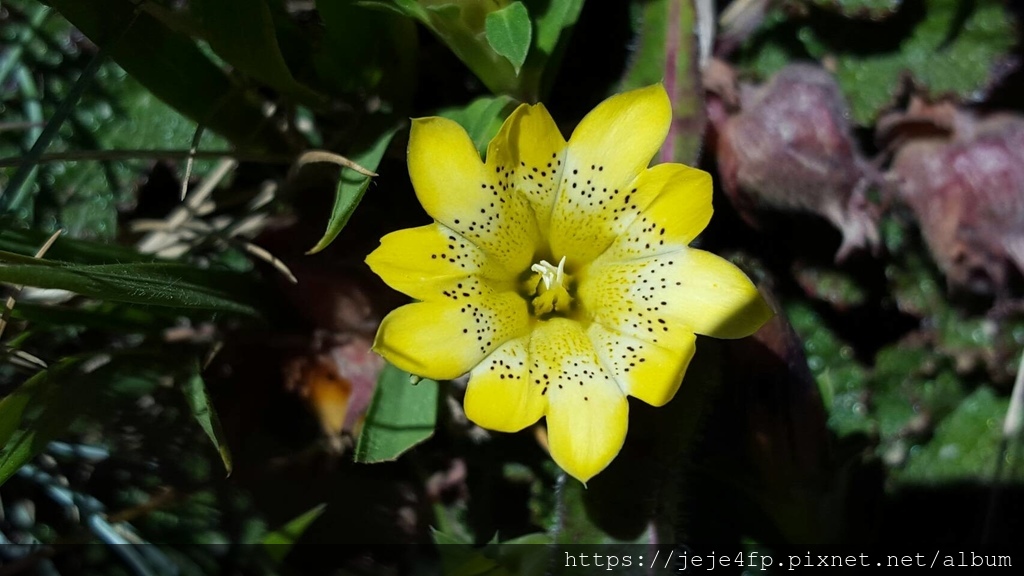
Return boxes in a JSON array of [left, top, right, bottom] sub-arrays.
[[366, 85, 772, 483]]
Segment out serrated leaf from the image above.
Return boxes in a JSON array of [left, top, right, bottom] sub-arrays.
[[307, 126, 399, 254], [354, 362, 438, 463], [833, 0, 1013, 123], [0, 251, 265, 316], [438, 95, 517, 155], [191, 0, 325, 106], [898, 387, 1021, 484], [485, 2, 532, 75], [744, 0, 1015, 125], [262, 503, 327, 563], [182, 364, 232, 475]]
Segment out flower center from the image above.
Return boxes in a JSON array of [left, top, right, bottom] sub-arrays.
[[529, 256, 573, 316]]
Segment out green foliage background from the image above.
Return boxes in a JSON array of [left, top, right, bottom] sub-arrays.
[[1, 0, 1022, 573]]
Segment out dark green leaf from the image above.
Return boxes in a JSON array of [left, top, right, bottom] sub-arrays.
[[10, 301, 170, 334], [0, 251, 265, 316], [0, 226, 156, 264], [315, 0, 418, 105], [191, 0, 324, 106], [432, 530, 551, 576], [485, 2, 532, 75], [307, 126, 399, 254], [898, 388, 1021, 484], [354, 363, 438, 463], [805, 0, 904, 20], [368, 0, 522, 96], [262, 503, 328, 563], [45, 0, 287, 152], [0, 356, 138, 486], [182, 364, 232, 475], [0, 358, 82, 452]]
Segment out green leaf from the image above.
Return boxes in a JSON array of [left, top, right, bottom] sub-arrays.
[[369, 0, 523, 96], [432, 530, 551, 576], [307, 126, 399, 254], [261, 503, 327, 563], [898, 387, 1021, 484], [485, 2, 532, 75], [182, 364, 232, 475], [191, 0, 324, 106], [520, 0, 585, 98], [805, 0, 904, 20], [10, 302, 170, 334], [833, 0, 1013, 124], [438, 95, 517, 156], [354, 362, 438, 463], [45, 0, 287, 152], [0, 226, 156, 264], [530, 0, 584, 56], [0, 251, 265, 316], [0, 356, 143, 486], [620, 0, 704, 165], [741, 0, 1015, 125], [315, 0, 418, 105], [0, 358, 82, 451]]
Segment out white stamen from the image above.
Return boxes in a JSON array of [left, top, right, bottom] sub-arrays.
[[531, 256, 567, 291]]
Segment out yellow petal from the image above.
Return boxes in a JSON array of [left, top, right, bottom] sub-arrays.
[[373, 290, 529, 381], [598, 164, 713, 261], [587, 323, 696, 407], [464, 335, 547, 432], [581, 249, 773, 342], [531, 318, 628, 483], [486, 103, 567, 234], [549, 84, 672, 264], [366, 223, 515, 301], [408, 117, 541, 273]]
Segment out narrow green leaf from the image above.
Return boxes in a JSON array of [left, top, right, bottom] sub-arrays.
[[438, 95, 517, 156], [45, 0, 287, 152], [182, 364, 232, 475], [10, 302, 168, 334], [0, 253, 265, 316], [0, 226, 156, 264], [485, 2, 532, 75], [354, 363, 438, 463], [191, 0, 325, 106], [0, 357, 122, 486], [262, 503, 328, 563], [0, 358, 82, 451], [306, 126, 399, 254]]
